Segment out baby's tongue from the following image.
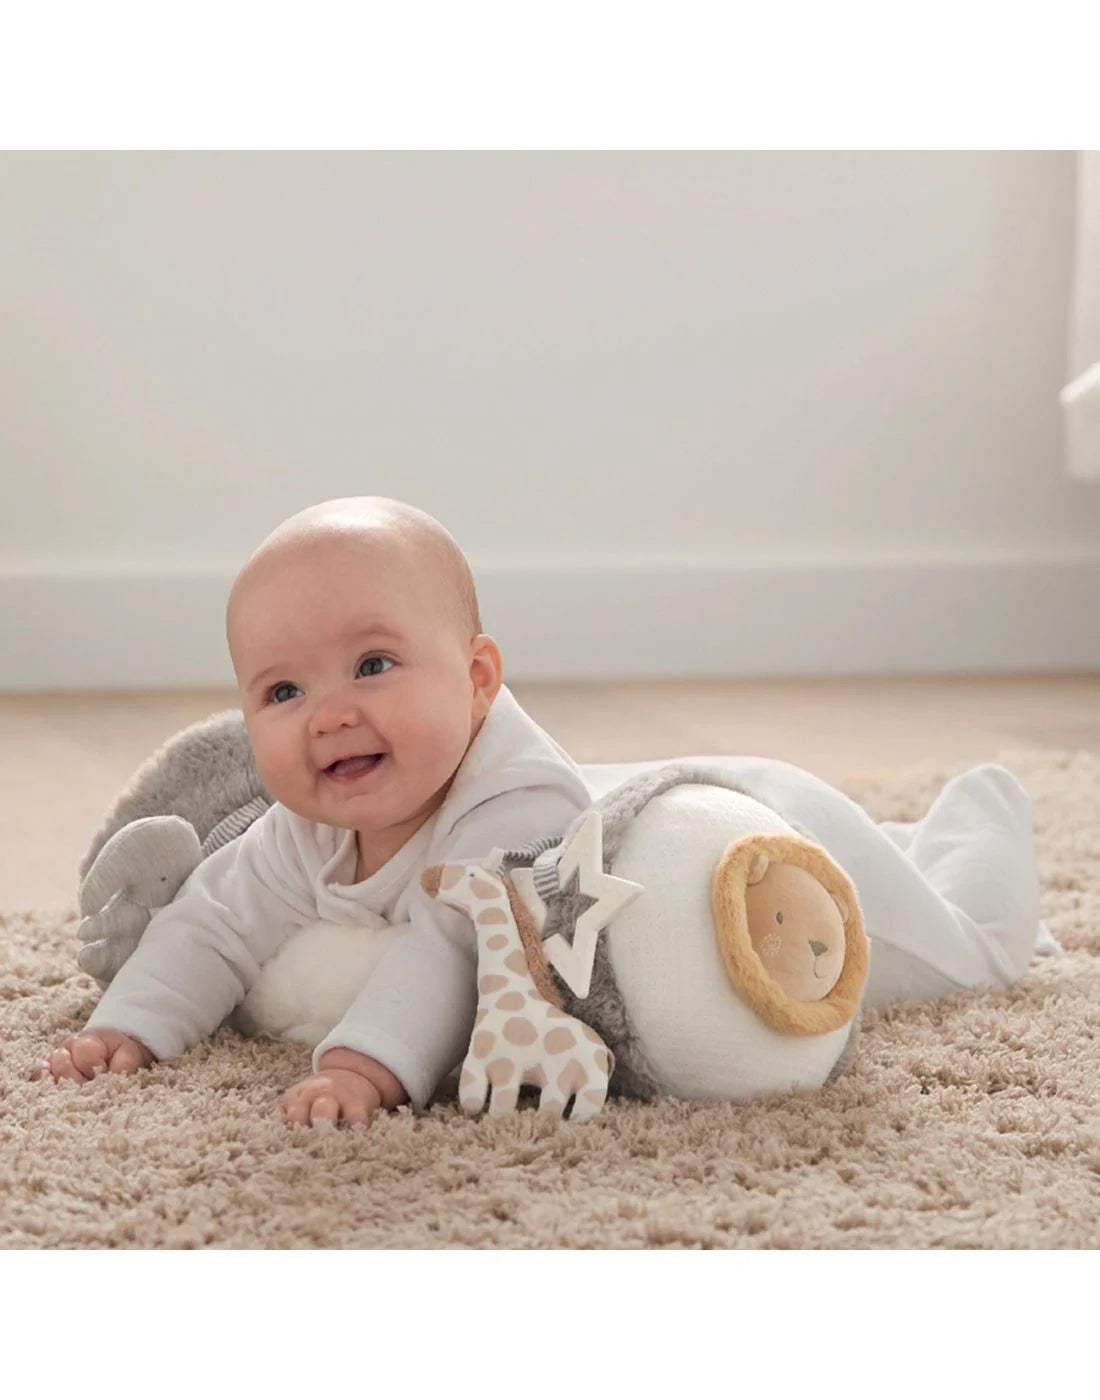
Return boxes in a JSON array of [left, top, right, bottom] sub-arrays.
[[331, 755, 378, 777]]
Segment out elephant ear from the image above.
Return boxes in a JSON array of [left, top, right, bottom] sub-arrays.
[[78, 708, 268, 883], [79, 815, 202, 916], [76, 815, 203, 989]]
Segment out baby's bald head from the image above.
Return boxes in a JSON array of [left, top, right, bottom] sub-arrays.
[[226, 497, 482, 664]]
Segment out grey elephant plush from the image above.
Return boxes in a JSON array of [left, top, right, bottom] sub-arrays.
[[77, 711, 869, 1109], [77, 711, 271, 984]]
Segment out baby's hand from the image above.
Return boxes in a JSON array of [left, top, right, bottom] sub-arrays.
[[278, 1067, 383, 1127], [278, 1048, 407, 1127], [31, 1029, 155, 1085]]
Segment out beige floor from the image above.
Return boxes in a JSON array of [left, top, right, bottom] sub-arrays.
[[3, 673, 1099, 911]]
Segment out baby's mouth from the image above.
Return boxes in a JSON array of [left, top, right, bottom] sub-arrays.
[[324, 754, 386, 781]]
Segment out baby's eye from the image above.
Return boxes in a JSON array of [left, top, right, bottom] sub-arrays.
[[357, 655, 395, 678], [269, 682, 301, 704]]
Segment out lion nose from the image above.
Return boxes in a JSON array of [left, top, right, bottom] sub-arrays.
[[809, 939, 828, 957]]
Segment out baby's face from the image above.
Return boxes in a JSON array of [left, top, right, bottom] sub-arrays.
[[228, 534, 500, 873]]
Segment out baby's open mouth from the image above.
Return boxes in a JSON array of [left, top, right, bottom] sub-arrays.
[[324, 754, 386, 780]]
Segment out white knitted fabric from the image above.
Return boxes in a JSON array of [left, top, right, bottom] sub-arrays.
[[603, 783, 854, 1101]]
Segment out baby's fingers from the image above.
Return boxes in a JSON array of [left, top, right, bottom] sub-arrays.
[[339, 1099, 371, 1127], [308, 1092, 341, 1126], [67, 1034, 111, 1080], [279, 1087, 312, 1126], [107, 1040, 148, 1074], [39, 1047, 89, 1084]]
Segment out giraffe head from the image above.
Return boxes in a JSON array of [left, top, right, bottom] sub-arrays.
[[420, 860, 505, 915]]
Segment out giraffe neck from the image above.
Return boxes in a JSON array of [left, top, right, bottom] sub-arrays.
[[470, 880, 530, 984]]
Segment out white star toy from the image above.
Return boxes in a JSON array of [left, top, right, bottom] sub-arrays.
[[542, 810, 644, 999]]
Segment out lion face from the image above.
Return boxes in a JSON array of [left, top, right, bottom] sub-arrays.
[[711, 832, 868, 1036], [743, 859, 846, 1002]]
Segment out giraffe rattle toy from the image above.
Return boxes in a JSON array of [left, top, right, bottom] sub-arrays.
[[420, 857, 614, 1121]]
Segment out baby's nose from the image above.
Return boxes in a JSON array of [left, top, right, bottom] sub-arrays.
[[808, 939, 828, 957], [310, 693, 363, 732]]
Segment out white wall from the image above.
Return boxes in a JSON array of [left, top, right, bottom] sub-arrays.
[[2, 151, 1098, 689]]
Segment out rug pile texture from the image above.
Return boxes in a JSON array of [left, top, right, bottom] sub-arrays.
[[2, 748, 1097, 1249]]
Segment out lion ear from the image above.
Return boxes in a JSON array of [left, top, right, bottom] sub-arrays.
[[830, 891, 849, 924], [746, 852, 771, 885]]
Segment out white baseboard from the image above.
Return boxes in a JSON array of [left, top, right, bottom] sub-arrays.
[[3, 552, 1099, 691]]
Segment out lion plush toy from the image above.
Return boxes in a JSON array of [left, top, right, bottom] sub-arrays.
[[75, 712, 869, 1115]]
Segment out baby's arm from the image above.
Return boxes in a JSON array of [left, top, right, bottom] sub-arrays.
[[291, 785, 589, 1124], [34, 806, 317, 1081]]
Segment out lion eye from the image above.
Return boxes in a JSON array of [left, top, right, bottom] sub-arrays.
[[776, 911, 784, 924]]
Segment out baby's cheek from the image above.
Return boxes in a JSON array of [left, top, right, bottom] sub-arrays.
[[253, 751, 285, 793], [408, 727, 465, 787], [253, 745, 305, 809]]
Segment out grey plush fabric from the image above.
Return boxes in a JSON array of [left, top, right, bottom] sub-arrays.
[[78, 709, 268, 884]]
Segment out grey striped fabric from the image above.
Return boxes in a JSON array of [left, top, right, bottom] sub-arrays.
[[200, 795, 272, 858], [495, 834, 565, 900]]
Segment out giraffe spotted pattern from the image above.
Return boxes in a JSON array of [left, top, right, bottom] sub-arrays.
[[421, 859, 615, 1121]]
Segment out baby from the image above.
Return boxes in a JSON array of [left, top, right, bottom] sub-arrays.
[[34, 496, 593, 1125]]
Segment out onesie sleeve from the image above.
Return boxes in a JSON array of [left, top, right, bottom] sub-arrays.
[[311, 784, 588, 1110], [84, 806, 319, 1061]]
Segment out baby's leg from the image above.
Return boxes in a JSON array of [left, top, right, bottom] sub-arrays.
[[879, 791, 1060, 958], [734, 758, 1048, 1009], [877, 818, 918, 852], [580, 755, 1049, 1010]]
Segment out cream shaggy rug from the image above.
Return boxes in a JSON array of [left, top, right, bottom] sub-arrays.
[[2, 747, 1098, 1250]]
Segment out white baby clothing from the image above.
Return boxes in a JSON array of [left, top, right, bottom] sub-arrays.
[[85, 683, 593, 1109], [577, 755, 1052, 1010]]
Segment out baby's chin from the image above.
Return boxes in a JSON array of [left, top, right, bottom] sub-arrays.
[[265, 762, 452, 834], [260, 783, 373, 829]]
